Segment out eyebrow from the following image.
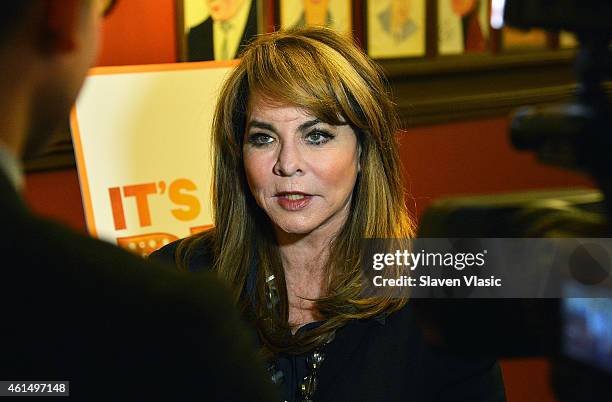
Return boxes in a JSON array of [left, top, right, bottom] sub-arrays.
[[246, 118, 323, 134]]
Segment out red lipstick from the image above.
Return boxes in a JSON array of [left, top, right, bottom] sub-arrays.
[[276, 192, 313, 211]]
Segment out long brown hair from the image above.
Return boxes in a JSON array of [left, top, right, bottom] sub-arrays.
[[177, 27, 414, 355]]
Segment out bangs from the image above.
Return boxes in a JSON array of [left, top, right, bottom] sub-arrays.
[[241, 33, 369, 128]]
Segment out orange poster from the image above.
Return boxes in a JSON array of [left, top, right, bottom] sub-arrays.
[[71, 61, 237, 256]]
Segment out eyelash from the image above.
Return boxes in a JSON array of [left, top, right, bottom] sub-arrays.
[[306, 130, 334, 145], [247, 133, 274, 147], [246, 130, 335, 147]]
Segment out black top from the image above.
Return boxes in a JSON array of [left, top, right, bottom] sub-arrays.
[[0, 172, 278, 402], [152, 240, 507, 402]]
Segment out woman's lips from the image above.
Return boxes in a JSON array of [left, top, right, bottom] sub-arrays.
[[276, 192, 313, 211]]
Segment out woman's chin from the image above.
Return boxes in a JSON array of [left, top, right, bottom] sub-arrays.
[[273, 219, 320, 237], [275, 224, 314, 236]]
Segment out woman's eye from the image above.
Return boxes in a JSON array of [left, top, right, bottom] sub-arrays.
[[247, 133, 274, 146], [306, 130, 333, 145]]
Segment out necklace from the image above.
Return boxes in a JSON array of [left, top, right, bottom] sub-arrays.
[[299, 331, 334, 402], [299, 349, 324, 402], [268, 330, 335, 402], [265, 274, 336, 402]]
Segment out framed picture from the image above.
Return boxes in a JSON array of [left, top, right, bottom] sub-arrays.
[[29, 0, 580, 173], [279, 0, 352, 35], [438, 0, 490, 55], [177, 0, 264, 62], [502, 26, 548, 51], [366, 0, 426, 59]]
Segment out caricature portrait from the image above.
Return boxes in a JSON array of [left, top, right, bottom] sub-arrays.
[[438, 0, 489, 55], [368, 0, 425, 59], [280, 0, 351, 35], [184, 0, 259, 61], [378, 0, 417, 43]]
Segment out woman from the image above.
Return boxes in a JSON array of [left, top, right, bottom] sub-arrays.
[[152, 27, 506, 402]]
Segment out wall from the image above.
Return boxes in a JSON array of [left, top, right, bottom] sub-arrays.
[[23, 2, 594, 401], [96, 0, 177, 67], [399, 117, 594, 220]]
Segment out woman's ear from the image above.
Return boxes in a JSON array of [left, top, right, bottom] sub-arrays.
[[42, 0, 80, 53]]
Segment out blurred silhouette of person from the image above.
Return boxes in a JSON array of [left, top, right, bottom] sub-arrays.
[[0, 1, 278, 401], [188, 0, 258, 61]]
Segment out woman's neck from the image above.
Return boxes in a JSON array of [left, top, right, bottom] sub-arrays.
[[275, 212, 348, 331], [278, 230, 329, 315]]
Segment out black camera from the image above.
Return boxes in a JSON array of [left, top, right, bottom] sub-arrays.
[[503, 0, 612, 34], [413, 1, 612, 401]]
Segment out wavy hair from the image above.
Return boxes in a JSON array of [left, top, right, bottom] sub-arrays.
[[177, 27, 414, 356]]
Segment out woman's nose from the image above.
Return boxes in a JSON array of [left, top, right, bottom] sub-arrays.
[[273, 142, 304, 176]]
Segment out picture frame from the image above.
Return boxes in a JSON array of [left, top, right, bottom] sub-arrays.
[[438, 0, 490, 55], [28, 0, 584, 172], [176, 0, 265, 62], [279, 0, 353, 35], [365, 0, 426, 60], [501, 26, 550, 51]]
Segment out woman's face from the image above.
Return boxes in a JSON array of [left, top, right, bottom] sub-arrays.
[[243, 96, 360, 237]]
